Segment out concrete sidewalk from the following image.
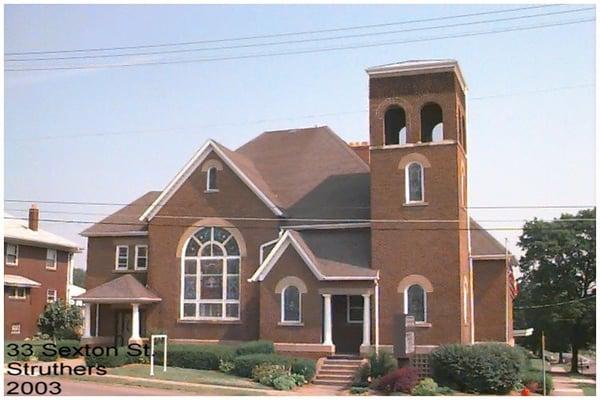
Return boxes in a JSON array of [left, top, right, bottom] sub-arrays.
[[550, 366, 595, 396]]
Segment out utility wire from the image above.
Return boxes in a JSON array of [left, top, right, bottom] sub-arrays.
[[514, 295, 596, 310], [3, 216, 592, 231], [3, 199, 596, 210], [4, 4, 555, 56], [6, 7, 592, 62], [6, 17, 594, 72], [6, 83, 594, 143]]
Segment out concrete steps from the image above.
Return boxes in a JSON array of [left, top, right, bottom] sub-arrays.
[[313, 356, 365, 387]]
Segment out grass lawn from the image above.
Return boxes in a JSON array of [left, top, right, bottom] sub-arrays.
[[107, 364, 270, 390], [72, 374, 269, 395], [578, 383, 596, 396]]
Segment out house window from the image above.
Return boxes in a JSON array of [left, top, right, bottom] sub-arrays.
[[47, 289, 57, 303], [8, 287, 27, 300], [405, 284, 426, 322], [206, 167, 218, 191], [115, 246, 129, 270], [135, 245, 148, 270], [11, 323, 21, 335], [281, 286, 301, 323], [46, 249, 57, 270], [5, 243, 18, 265], [406, 162, 424, 203], [182, 227, 240, 320], [347, 295, 364, 323]]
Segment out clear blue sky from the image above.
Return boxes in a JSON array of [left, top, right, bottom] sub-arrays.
[[4, 4, 596, 268]]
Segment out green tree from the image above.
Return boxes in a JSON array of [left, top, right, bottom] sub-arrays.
[[38, 300, 83, 340], [515, 208, 595, 374], [72, 268, 86, 288]]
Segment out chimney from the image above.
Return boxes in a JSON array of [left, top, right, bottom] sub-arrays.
[[28, 204, 39, 231]]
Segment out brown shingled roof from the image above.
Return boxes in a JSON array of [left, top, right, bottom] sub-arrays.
[[73, 274, 161, 303], [470, 218, 509, 257], [81, 191, 160, 237]]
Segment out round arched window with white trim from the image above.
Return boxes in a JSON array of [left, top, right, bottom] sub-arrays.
[[182, 227, 240, 320]]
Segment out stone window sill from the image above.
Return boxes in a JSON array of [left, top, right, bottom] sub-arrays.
[[177, 319, 242, 325], [113, 269, 147, 273], [278, 322, 304, 327], [403, 201, 428, 207], [204, 189, 219, 194], [414, 322, 432, 328]]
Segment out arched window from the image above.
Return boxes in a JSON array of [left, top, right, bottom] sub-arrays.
[[206, 167, 218, 191], [282, 285, 301, 323], [405, 284, 426, 322], [182, 227, 240, 320], [405, 162, 424, 203], [420, 103, 443, 143], [384, 107, 407, 145]]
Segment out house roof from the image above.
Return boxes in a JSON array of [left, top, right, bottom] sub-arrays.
[[4, 274, 41, 288], [4, 214, 82, 251], [81, 191, 160, 237], [470, 218, 510, 258], [250, 228, 377, 281], [73, 274, 161, 303]]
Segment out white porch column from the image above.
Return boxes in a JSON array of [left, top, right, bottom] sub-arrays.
[[131, 303, 141, 341], [83, 303, 92, 338], [362, 294, 371, 347], [322, 294, 333, 345]]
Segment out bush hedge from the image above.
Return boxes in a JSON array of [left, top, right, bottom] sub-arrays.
[[290, 358, 316, 381], [155, 344, 235, 371], [85, 347, 130, 368], [368, 351, 397, 379], [521, 369, 553, 394], [235, 340, 275, 356], [374, 367, 419, 394], [430, 343, 526, 394], [232, 353, 290, 378], [411, 378, 438, 396], [55, 340, 83, 359]]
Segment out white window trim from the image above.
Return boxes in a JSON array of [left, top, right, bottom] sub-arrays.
[[405, 162, 425, 204], [180, 227, 241, 321], [46, 248, 58, 270], [346, 295, 364, 324], [11, 323, 21, 335], [134, 245, 148, 270], [281, 285, 302, 324], [47, 289, 57, 303], [5, 243, 19, 266], [115, 245, 129, 270], [404, 284, 427, 323], [205, 167, 219, 192], [8, 287, 27, 300]]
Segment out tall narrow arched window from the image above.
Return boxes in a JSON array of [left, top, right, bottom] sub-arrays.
[[405, 284, 426, 322], [405, 162, 424, 203], [282, 285, 301, 323], [420, 103, 443, 143], [206, 167, 218, 191], [384, 107, 407, 145], [182, 227, 240, 320]]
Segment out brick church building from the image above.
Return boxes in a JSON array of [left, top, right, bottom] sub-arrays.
[[77, 60, 516, 359]]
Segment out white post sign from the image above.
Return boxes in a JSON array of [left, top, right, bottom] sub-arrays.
[[150, 334, 167, 376]]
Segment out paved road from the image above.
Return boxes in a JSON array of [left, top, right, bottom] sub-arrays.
[[4, 375, 191, 396]]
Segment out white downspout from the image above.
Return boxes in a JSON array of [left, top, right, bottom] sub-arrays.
[[375, 271, 380, 355]]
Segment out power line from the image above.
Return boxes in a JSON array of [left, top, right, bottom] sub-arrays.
[[6, 17, 594, 72], [3, 216, 591, 231], [514, 295, 596, 310], [3, 199, 596, 210], [4, 4, 555, 56], [6, 7, 592, 62], [4, 208, 596, 223], [6, 82, 594, 143]]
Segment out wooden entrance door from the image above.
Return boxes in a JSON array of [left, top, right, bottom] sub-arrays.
[[331, 295, 362, 354], [115, 311, 132, 347]]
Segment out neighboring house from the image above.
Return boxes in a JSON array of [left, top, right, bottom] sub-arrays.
[[4, 206, 82, 339], [77, 60, 517, 358], [68, 284, 86, 306]]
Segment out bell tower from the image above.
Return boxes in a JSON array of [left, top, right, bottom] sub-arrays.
[[367, 60, 472, 347]]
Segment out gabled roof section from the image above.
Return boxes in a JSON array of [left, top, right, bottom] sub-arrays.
[[470, 218, 512, 259], [81, 191, 160, 237], [139, 139, 284, 221], [73, 274, 161, 303], [237, 126, 370, 219], [250, 228, 377, 282], [5, 214, 82, 251]]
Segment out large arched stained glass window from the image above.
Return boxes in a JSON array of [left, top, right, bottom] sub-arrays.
[[182, 227, 240, 320], [406, 284, 426, 322]]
